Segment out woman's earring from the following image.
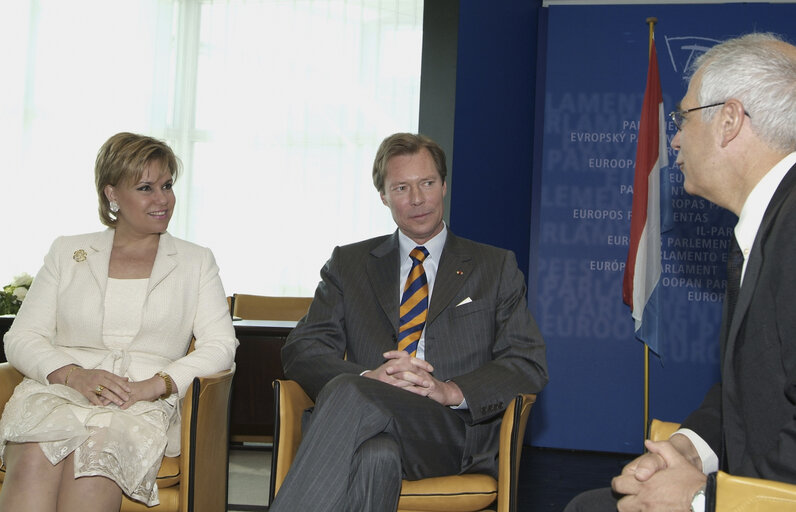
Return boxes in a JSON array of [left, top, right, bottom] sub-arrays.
[[110, 201, 119, 213]]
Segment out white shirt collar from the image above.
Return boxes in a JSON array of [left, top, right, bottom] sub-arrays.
[[398, 223, 447, 264], [735, 152, 796, 265]]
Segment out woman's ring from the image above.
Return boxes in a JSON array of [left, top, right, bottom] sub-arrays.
[[94, 385, 104, 396]]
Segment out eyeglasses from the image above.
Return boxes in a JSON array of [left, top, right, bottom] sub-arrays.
[[668, 102, 725, 131]]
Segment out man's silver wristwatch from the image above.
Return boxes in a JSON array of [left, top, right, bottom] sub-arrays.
[[690, 486, 706, 512]]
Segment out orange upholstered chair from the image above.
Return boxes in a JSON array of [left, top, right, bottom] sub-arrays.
[[270, 378, 536, 512]]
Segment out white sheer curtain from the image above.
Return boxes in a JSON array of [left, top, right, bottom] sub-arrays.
[[1, 0, 423, 297]]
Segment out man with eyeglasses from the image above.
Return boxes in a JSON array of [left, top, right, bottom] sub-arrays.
[[566, 32, 796, 512]]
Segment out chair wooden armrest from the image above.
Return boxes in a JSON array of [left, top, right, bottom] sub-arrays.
[[270, 379, 314, 501], [123, 367, 236, 512], [496, 393, 536, 512], [271, 379, 536, 512], [0, 363, 24, 487], [647, 419, 681, 442], [0, 363, 24, 415], [648, 419, 796, 511], [178, 367, 235, 512], [715, 471, 796, 511]]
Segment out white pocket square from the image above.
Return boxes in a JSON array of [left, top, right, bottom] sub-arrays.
[[456, 297, 473, 306]]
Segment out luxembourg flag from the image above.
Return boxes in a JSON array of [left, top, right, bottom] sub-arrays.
[[622, 38, 669, 355]]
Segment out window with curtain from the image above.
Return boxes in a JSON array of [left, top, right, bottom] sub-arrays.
[[1, 0, 423, 297]]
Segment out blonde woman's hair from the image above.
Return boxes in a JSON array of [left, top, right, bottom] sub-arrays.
[[94, 132, 181, 227]]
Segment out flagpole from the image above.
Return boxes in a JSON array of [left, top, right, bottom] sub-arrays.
[[643, 16, 657, 444]]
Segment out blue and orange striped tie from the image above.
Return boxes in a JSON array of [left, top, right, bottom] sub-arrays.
[[398, 246, 429, 357]]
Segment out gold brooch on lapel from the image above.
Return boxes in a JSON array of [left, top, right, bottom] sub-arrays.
[[73, 249, 87, 262]]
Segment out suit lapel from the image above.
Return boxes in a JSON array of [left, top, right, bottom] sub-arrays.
[[367, 232, 400, 332], [725, 163, 796, 358], [429, 233, 472, 324], [86, 229, 115, 297], [148, 232, 178, 297], [366, 230, 474, 330]]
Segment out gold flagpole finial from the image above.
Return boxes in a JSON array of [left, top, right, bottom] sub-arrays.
[[646, 17, 658, 55]]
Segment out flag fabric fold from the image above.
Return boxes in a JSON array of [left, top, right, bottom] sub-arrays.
[[622, 39, 670, 356]]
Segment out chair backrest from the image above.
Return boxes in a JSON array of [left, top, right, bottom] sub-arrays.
[[232, 294, 312, 321]]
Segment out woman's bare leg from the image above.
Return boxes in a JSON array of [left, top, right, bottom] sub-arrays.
[[56, 452, 123, 512], [0, 442, 63, 512]]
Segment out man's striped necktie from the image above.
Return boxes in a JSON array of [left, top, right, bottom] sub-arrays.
[[398, 246, 429, 357]]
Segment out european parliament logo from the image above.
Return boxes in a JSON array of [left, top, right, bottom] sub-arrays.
[[662, 36, 721, 76]]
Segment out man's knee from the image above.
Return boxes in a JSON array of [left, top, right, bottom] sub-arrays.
[[308, 374, 384, 432], [563, 487, 619, 512], [319, 373, 362, 397], [309, 374, 403, 447], [317, 373, 384, 408]]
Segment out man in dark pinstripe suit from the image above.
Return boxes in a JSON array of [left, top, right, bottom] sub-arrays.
[[270, 133, 548, 512]]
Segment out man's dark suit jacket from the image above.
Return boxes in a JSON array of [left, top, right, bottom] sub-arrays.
[[682, 162, 796, 484], [282, 229, 548, 476]]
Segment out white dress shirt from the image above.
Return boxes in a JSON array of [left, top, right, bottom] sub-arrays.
[[397, 225, 448, 360]]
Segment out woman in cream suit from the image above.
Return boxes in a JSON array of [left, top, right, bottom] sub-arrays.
[[0, 133, 238, 511]]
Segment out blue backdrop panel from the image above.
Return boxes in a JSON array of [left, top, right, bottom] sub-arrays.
[[529, 3, 796, 453], [450, 0, 539, 271]]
